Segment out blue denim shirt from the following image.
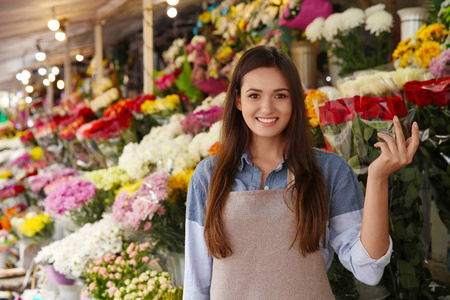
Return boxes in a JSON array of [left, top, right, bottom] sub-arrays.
[[183, 148, 392, 299]]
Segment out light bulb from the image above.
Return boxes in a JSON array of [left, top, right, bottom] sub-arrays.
[[57, 80, 65, 90], [25, 96, 32, 104], [35, 52, 46, 61], [48, 19, 60, 31], [167, 7, 177, 18], [167, 0, 179, 5], [25, 85, 34, 93], [38, 68, 47, 76], [43, 79, 50, 86], [16, 73, 22, 81], [76, 54, 84, 62], [51, 66, 60, 75], [21, 70, 31, 79], [21, 78, 29, 85], [55, 31, 66, 41], [48, 73, 56, 82]]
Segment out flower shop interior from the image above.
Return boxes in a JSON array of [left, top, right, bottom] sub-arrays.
[[0, 0, 450, 299]]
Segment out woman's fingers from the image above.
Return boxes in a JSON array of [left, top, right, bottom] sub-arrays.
[[377, 132, 398, 156], [393, 116, 406, 155], [406, 122, 420, 161]]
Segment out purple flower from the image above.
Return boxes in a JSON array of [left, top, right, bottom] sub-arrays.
[[181, 106, 223, 135], [27, 167, 78, 195], [43, 178, 97, 216], [429, 49, 450, 78], [9, 152, 31, 167]]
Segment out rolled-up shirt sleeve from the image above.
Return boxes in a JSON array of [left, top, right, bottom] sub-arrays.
[[183, 158, 213, 300], [322, 151, 393, 286]]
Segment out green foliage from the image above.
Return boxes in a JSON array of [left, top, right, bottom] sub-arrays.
[[175, 57, 203, 103]]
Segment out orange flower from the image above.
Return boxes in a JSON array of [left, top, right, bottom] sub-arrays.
[[304, 90, 328, 128], [209, 142, 220, 156]]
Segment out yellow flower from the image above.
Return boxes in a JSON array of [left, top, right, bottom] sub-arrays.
[[116, 182, 142, 199], [270, 0, 282, 6], [415, 23, 449, 44], [304, 90, 328, 128], [30, 146, 44, 161], [238, 19, 247, 32], [168, 169, 194, 193], [18, 214, 51, 238], [0, 171, 13, 179], [415, 41, 441, 69], [198, 11, 212, 24], [218, 46, 233, 63]]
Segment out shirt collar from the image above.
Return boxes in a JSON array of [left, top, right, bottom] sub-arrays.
[[238, 150, 286, 172]]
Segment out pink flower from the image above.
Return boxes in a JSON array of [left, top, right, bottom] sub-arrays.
[[108, 287, 117, 297], [115, 273, 122, 279], [82, 291, 91, 297], [110, 265, 117, 272], [142, 256, 149, 262], [89, 283, 96, 290], [93, 266, 99, 273], [106, 281, 113, 288], [126, 243, 135, 254], [130, 251, 138, 258], [143, 222, 152, 231], [129, 259, 136, 266], [109, 273, 114, 279]]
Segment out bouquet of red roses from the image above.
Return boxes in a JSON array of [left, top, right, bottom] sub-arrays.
[[77, 111, 138, 167]]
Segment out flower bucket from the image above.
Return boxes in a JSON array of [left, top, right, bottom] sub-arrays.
[[58, 283, 82, 300], [397, 7, 429, 41], [166, 252, 185, 287], [45, 265, 75, 285], [290, 41, 317, 90]]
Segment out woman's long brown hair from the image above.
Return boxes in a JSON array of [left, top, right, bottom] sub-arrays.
[[204, 46, 328, 258]]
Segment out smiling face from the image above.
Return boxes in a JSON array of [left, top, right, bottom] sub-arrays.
[[236, 66, 292, 145]]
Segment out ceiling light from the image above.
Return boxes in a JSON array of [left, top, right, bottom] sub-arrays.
[[167, 7, 177, 18], [43, 79, 50, 86], [16, 73, 23, 81], [21, 78, 29, 85], [35, 52, 46, 61], [55, 31, 66, 42], [21, 70, 31, 79], [48, 19, 60, 31], [38, 68, 47, 76], [51, 66, 60, 75], [25, 85, 34, 93], [167, 0, 179, 5], [25, 96, 32, 103], [76, 54, 84, 62], [57, 80, 65, 90], [48, 73, 56, 82]]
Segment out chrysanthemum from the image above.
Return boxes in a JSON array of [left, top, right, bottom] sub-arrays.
[[365, 10, 393, 36], [323, 13, 343, 42], [365, 4, 386, 18], [415, 41, 441, 69], [305, 17, 324, 42], [341, 8, 365, 32]]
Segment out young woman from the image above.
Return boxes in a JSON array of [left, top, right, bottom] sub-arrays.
[[183, 46, 419, 299]]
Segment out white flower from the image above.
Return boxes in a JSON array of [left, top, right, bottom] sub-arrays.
[[305, 17, 324, 42], [323, 13, 343, 42], [365, 4, 386, 18], [365, 10, 393, 36], [341, 8, 365, 32]]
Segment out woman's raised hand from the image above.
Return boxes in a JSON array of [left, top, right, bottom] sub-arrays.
[[368, 116, 420, 181]]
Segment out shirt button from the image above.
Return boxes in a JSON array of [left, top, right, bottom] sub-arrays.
[[264, 186, 269, 190]]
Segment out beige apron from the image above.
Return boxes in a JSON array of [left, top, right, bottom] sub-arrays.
[[210, 173, 335, 300]]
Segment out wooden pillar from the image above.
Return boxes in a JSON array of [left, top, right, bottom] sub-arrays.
[[64, 39, 72, 98], [143, 0, 154, 94], [95, 23, 104, 85]]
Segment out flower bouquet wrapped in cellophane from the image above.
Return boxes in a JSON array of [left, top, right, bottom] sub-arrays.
[[112, 170, 192, 255], [316, 74, 442, 298], [404, 77, 450, 232], [76, 111, 138, 168], [43, 177, 112, 228]]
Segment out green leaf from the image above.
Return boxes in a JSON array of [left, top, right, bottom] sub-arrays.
[[398, 260, 420, 289], [399, 168, 417, 182], [405, 184, 418, 208], [347, 155, 361, 175], [364, 127, 374, 141], [175, 57, 203, 103]]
